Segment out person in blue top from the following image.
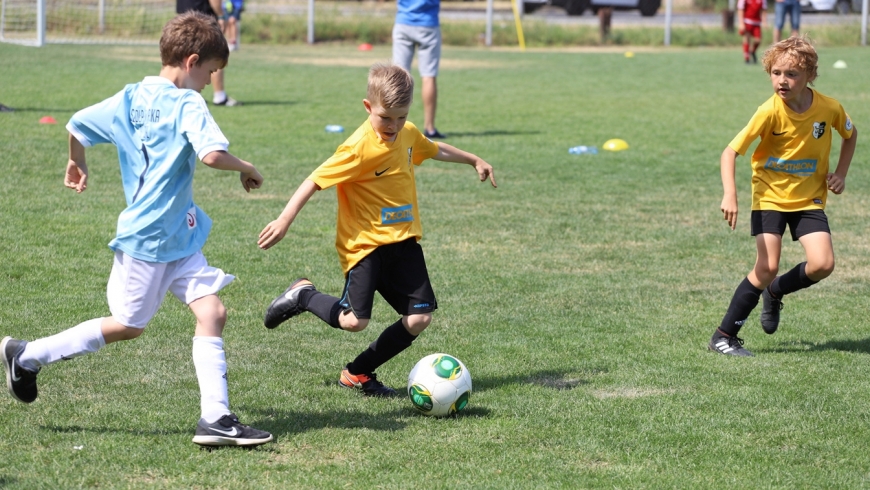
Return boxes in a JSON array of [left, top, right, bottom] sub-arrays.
[[393, 0, 445, 139], [0, 11, 272, 447]]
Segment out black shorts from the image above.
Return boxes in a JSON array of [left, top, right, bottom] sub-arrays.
[[338, 238, 437, 319], [176, 0, 218, 16], [750, 209, 830, 241]]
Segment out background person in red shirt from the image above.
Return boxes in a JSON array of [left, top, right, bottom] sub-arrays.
[[738, 0, 767, 64]]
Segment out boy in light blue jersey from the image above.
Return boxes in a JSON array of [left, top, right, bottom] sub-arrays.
[[1, 11, 272, 447]]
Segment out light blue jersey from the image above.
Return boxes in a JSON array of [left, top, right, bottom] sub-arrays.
[[66, 76, 229, 263], [396, 0, 439, 27]]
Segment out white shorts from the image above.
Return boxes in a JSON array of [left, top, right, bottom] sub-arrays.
[[392, 24, 441, 78], [106, 251, 235, 328]]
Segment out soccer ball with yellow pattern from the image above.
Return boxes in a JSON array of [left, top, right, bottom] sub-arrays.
[[407, 354, 472, 417]]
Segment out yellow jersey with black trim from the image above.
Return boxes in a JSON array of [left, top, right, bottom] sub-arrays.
[[729, 89, 853, 212], [308, 120, 440, 273]]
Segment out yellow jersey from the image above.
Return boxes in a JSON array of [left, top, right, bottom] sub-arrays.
[[729, 89, 853, 212], [309, 120, 440, 273]]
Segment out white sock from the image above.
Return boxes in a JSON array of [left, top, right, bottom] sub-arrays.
[[19, 318, 106, 371], [192, 336, 230, 423], [213, 91, 227, 104]]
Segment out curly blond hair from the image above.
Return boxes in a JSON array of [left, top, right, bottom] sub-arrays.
[[761, 35, 818, 85]]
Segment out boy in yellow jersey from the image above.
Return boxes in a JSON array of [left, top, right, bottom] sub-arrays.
[[258, 63, 497, 395], [709, 36, 857, 357]]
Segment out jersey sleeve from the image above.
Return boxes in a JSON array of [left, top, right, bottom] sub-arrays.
[[737, 0, 746, 10], [412, 130, 441, 165], [308, 147, 363, 190], [65, 89, 127, 147], [832, 104, 854, 140], [728, 106, 769, 155], [178, 92, 229, 160]]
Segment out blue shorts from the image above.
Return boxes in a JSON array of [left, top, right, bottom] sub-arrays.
[[774, 0, 800, 31]]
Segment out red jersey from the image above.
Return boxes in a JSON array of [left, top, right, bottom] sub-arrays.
[[738, 0, 766, 25]]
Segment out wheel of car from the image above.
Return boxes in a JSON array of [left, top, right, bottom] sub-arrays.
[[638, 0, 661, 16], [565, 0, 590, 16], [523, 1, 545, 14]]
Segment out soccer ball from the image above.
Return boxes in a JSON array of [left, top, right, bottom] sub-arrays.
[[407, 353, 472, 417]]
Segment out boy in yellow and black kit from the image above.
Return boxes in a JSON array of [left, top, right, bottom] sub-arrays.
[[258, 63, 497, 394], [709, 36, 857, 357]]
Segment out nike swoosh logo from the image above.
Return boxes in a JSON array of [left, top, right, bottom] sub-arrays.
[[11, 364, 21, 382], [210, 426, 240, 437], [772, 131, 787, 136], [375, 167, 390, 176]]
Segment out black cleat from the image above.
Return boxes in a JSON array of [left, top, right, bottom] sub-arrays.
[[264, 278, 315, 329], [192, 413, 273, 447], [339, 367, 399, 397], [423, 129, 447, 139], [760, 288, 783, 335], [1, 336, 40, 403], [708, 333, 754, 357]]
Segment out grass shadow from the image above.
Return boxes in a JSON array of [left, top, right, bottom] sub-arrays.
[[242, 405, 409, 437], [0, 476, 19, 488], [445, 129, 542, 138], [0, 106, 76, 113], [473, 368, 602, 393], [42, 424, 189, 437], [223, 100, 298, 107], [760, 337, 870, 355]]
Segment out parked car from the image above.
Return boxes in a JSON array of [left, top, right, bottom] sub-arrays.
[[523, 0, 661, 16], [801, 0, 861, 13]]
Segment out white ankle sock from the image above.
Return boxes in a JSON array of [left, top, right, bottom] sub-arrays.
[[213, 91, 227, 104], [20, 318, 106, 370], [192, 336, 230, 423]]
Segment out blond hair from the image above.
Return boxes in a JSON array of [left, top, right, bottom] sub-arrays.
[[367, 63, 414, 108], [160, 11, 229, 69], [761, 35, 818, 85]]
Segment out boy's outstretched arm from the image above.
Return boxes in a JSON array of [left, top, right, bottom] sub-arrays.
[[258, 179, 320, 250], [827, 125, 857, 195], [720, 146, 739, 231], [434, 143, 497, 188], [65, 134, 89, 193], [201, 150, 263, 192]]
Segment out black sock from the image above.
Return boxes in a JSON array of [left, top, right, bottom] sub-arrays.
[[769, 262, 817, 298], [718, 277, 762, 336], [302, 290, 343, 329], [347, 319, 417, 375]]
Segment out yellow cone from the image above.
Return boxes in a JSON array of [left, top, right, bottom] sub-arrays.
[[624, 51, 635, 58], [603, 138, 629, 151]]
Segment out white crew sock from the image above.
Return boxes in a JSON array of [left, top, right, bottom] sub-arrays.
[[19, 318, 106, 371], [192, 336, 231, 423], [213, 91, 227, 104]]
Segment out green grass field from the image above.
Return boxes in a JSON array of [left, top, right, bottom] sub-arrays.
[[1, 41, 869, 488]]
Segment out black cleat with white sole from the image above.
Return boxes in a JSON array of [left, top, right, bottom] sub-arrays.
[[708, 333, 754, 357], [192, 413, 273, 447], [264, 278, 315, 329], [1, 336, 40, 403]]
